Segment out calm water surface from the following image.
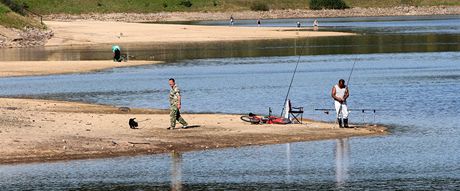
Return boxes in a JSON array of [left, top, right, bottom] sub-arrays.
[[0, 16, 459, 190]]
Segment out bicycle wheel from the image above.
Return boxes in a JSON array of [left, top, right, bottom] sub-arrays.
[[240, 116, 260, 124]]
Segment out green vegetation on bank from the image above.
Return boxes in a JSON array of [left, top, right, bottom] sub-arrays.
[[0, 3, 43, 29], [0, 0, 460, 14], [8, 0, 460, 14], [310, 0, 349, 10], [346, 0, 460, 8], [9, 0, 307, 14]]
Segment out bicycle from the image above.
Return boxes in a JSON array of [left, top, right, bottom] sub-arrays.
[[240, 108, 291, 125]]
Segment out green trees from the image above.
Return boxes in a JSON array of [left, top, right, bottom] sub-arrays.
[[309, 0, 349, 10]]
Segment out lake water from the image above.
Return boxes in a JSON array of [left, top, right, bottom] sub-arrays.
[[0, 16, 459, 190]]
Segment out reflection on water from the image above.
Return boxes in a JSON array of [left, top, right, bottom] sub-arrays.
[[285, 143, 292, 184], [0, 137, 458, 190], [0, 34, 458, 62], [335, 139, 349, 188], [171, 152, 183, 191]]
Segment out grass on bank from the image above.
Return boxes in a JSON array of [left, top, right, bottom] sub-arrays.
[[0, 3, 44, 29], [7, 0, 460, 14], [346, 0, 460, 8], [11, 0, 309, 14]]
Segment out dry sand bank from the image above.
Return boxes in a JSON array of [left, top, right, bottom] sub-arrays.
[[0, 60, 161, 77], [0, 98, 387, 164], [45, 21, 354, 47]]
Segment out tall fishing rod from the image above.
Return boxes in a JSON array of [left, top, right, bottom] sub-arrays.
[[280, 37, 307, 116], [346, 57, 358, 86]]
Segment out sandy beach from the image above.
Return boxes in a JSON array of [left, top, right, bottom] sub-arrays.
[[0, 98, 386, 164], [45, 21, 354, 47], [0, 60, 161, 77]]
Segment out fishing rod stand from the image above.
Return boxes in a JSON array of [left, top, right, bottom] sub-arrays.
[[315, 108, 378, 126]]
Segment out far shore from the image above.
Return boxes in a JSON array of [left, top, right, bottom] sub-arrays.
[[0, 60, 161, 77], [45, 6, 460, 23], [2, 6, 459, 49], [0, 98, 387, 164]]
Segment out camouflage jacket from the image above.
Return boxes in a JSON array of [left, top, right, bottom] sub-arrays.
[[169, 85, 181, 107]]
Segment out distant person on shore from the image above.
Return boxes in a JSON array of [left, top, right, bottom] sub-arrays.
[[112, 45, 122, 62], [230, 15, 234, 26], [313, 19, 319, 31], [257, 19, 261, 27], [331, 79, 349, 128], [296, 21, 301, 28], [168, 78, 188, 130]]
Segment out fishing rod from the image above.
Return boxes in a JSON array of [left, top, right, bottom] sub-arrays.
[[346, 56, 358, 86], [318, 108, 382, 125], [279, 25, 316, 116], [335, 56, 358, 127], [316, 108, 386, 112], [280, 38, 306, 116]]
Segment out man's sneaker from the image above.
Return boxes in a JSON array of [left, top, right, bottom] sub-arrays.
[[181, 126, 188, 129], [167, 127, 174, 130]]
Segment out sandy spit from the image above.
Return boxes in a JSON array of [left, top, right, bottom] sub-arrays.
[[0, 60, 161, 77], [0, 98, 387, 164]]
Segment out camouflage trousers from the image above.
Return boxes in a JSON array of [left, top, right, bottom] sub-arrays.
[[170, 106, 188, 128]]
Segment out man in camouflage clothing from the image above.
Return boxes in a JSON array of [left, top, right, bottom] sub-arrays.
[[167, 78, 188, 130]]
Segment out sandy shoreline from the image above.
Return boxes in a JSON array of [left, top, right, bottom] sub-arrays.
[[0, 60, 161, 77], [0, 98, 387, 164], [45, 21, 354, 47]]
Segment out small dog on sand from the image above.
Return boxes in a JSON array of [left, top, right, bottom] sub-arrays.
[[129, 118, 138, 129]]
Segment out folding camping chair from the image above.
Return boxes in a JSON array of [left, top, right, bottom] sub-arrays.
[[288, 100, 304, 124]]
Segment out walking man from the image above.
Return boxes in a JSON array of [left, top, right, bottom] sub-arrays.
[[331, 79, 349, 128], [168, 78, 188, 130]]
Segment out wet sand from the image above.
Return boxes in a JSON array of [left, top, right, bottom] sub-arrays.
[[45, 21, 354, 47], [0, 98, 387, 164], [0, 60, 161, 77]]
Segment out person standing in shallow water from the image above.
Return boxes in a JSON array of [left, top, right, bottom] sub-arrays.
[[230, 15, 234, 26], [112, 45, 122, 62], [168, 78, 188, 130], [331, 79, 350, 128], [313, 19, 319, 31]]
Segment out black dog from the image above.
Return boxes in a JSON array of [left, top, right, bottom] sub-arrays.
[[129, 118, 138, 129]]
